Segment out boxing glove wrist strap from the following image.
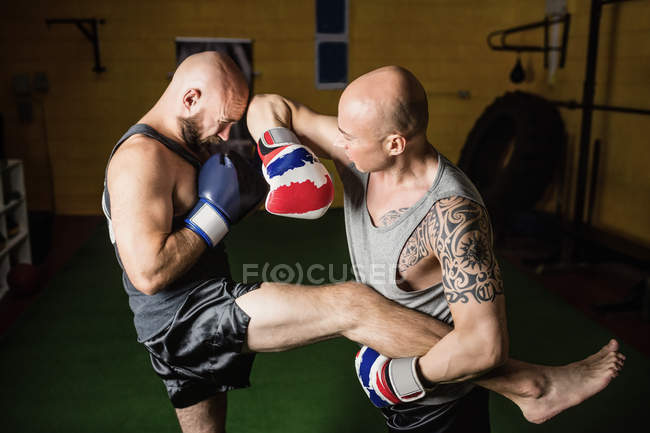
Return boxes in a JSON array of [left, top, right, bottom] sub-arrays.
[[388, 357, 427, 403], [258, 127, 300, 155], [185, 199, 229, 247]]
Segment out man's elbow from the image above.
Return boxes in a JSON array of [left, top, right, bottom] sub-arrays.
[[248, 94, 287, 119], [482, 335, 509, 370], [249, 93, 292, 126], [485, 344, 508, 370], [249, 93, 283, 107], [130, 273, 165, 296]]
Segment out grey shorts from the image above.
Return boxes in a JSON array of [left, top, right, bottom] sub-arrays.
[[143, 278, 260, 408]]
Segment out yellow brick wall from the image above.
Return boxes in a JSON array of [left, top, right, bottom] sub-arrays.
[[1, 0, 648, 244], [1, 0, 327, 214]]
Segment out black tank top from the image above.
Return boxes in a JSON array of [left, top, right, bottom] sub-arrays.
[[102, 124, 231, 342]]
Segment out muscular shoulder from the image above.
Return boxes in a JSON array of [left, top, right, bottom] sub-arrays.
[[427, 196, 493, 267], [112, 135, 173, 167], [107, 135, 177, 195], [432, 196, 503, 304], [110, 135, 176, 176], [397, 196, 490, 273], [431, 196, 490, 240]]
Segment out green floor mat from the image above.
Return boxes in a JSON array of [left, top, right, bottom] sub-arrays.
[[0, 210, 646, 432]]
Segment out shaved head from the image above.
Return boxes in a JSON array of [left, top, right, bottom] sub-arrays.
[[170, 51, 248, 108], [157, 51, 249, 158], [341, 66, 428, 139]]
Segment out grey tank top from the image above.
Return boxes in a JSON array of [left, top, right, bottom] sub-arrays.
[[102, 124, 230, 342], [341, 154, 485, 405]]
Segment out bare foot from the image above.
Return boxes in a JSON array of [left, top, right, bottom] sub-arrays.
[[510, 339, 625, 424]]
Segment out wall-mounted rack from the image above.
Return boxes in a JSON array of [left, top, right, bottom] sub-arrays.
[[45, 18, 106, 73], [487, 14, 571, 68]]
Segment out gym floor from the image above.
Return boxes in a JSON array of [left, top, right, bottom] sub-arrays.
[[500, 237, 650, 358], [0, 210, 648, 432]]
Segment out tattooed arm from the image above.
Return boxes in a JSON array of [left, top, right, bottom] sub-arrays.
[[416, 196, 509, 384]]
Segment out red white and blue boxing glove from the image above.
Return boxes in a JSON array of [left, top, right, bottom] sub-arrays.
[[257, 127, 334, 219], [355, 346, 427, 408]]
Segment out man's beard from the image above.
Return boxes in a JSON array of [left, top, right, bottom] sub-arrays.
[[179, 115, 227, 158]]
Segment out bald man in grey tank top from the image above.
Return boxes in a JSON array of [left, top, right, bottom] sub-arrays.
[[246, 66, 624, 432]]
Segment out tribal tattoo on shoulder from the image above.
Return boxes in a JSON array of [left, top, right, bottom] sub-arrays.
[[431, 197, 504, 304]]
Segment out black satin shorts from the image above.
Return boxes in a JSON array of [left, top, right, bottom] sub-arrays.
[[382, 387, 490, 433], [143, 278, 260, 409]]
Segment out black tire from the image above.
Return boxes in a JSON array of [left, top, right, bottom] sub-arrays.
[[458, 91, 566, 231]]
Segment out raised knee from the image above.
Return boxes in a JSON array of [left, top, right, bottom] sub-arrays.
[[334, 281, 376, 304], [331, 282, 381, 329]]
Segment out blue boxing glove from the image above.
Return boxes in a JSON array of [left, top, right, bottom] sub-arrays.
[[355, 346, 427, 408], [185, 152, 268, 247]]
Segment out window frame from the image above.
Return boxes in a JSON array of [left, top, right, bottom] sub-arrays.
[[315, 0, 349, 90]]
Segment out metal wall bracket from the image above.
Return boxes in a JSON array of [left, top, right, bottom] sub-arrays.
[[45, 18, 106, 73], [487, 14, 571, 68]]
